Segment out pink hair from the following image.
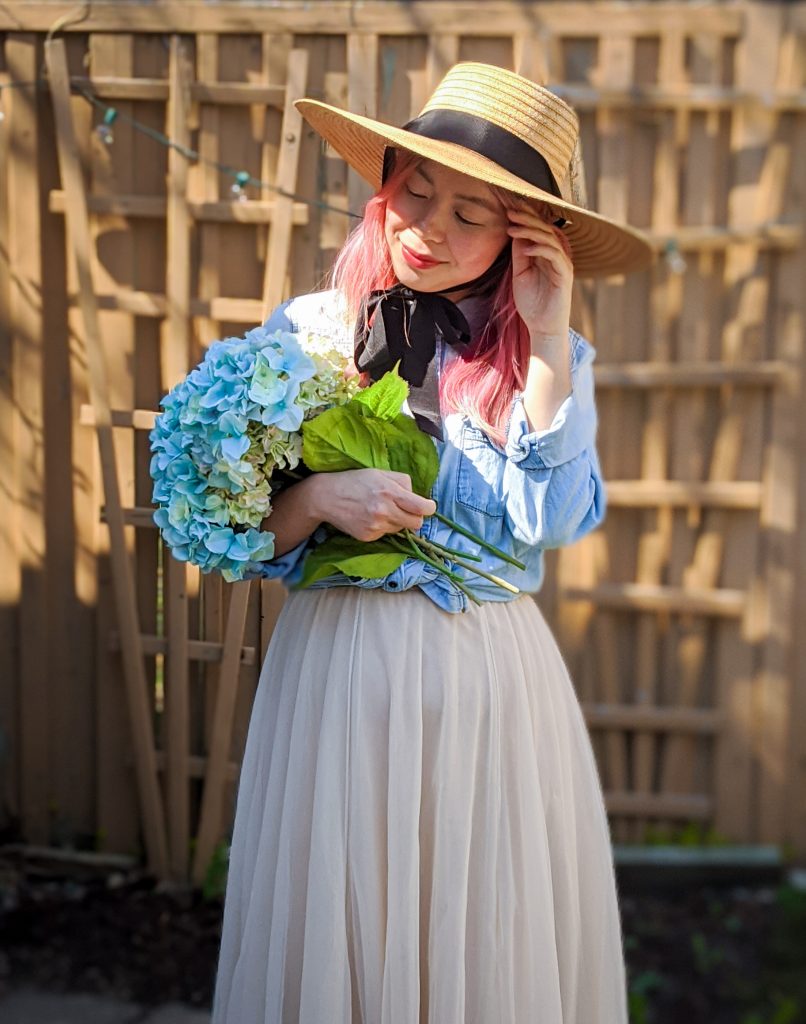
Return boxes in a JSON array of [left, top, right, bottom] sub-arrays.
[[329, 153, 543, 447]]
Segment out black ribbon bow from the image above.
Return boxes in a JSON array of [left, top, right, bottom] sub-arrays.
[[353, 285, 471, 440]]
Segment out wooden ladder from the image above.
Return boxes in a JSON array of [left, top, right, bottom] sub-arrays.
[[45, 35, 309, 883]]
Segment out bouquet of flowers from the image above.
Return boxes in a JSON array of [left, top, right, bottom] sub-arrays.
[[150, 325, 525, 601], [149, 324, 358, 581]]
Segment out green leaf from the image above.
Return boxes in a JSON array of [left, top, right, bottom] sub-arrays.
[[295, 534, 406, 588], [302, 404, 390, 473], [352, 365, 409, 420], [301, 381, 440, 498], [380, 412, 440, 497]]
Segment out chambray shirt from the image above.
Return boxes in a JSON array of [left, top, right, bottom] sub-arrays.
[[250, 288, 606, 614]]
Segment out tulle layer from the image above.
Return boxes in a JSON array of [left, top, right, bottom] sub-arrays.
[[212, 587, 628, 1024]]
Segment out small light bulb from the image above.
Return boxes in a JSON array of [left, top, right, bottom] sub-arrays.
[[231, 170, 250, 203], [664, 240, 687, 275]]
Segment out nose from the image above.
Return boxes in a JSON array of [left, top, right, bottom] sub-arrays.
[[412, 198, 448, 243]]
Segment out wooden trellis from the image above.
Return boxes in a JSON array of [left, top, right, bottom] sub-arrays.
[[1, 2, 805, 881], [45, 33, 310, 881]]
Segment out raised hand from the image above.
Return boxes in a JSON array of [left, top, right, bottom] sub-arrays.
[[506, 207, 574, 343]]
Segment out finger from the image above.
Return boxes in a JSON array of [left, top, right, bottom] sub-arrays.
[[507, 223, 564, 243], [511, 233, 564, 263], [520, 246, 570, 280], [393, 489, 437, 516], [522, 242, 570, 264], [507, 209, 559, 229], [508, 215, 571, 249], [390, 511, 426, 534], [516, 234, 572, 262], [385, 470, 413, 490], [555, 230, 573, 260]]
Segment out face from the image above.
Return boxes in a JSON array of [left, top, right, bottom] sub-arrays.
[[384, 159, 511, 297]]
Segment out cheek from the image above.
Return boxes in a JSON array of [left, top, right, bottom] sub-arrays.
[[384, 189, 415, 233], [384, 203, 412, 256], [453, 231, 508, 273]]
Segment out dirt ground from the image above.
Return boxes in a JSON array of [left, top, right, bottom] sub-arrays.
[[1, 850, 805, 1024]]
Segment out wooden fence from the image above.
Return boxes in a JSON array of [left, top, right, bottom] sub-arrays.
[[0, 1, 804, 881]]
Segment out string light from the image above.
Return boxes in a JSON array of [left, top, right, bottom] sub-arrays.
[[0, 76, 361, 218], [230, 170, 251, 203], [75, 83, 361, 219], [663, 238, 687, 274], [95, 106, 117, 145]]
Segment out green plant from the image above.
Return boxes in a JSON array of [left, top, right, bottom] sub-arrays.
[[628, 990, 650, 1024], [690, 930, 725, 975], [628, 970, 665, 1024], [640, 821, 732, 847], [201, 839, 230, 902]]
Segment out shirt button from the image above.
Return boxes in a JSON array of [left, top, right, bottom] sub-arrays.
[[387, 580, 398, 589]]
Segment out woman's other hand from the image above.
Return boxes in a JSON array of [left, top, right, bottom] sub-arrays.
[[310, 469, 436, 542], [265, 469, 437, 557]]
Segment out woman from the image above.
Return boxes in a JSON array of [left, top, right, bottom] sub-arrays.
[[210, 62, 652, 1023]]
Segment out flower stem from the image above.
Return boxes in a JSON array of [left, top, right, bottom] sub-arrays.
[[446, 558, 521, 595], [431, 511, 527, 570], [387, 536, 482, 605], [398, 532, 518, 596], [405, 531, 482, 563]]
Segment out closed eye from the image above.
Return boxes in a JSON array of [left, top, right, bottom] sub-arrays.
[[406, 185, 428, 199], [456, 211, 482, 227]]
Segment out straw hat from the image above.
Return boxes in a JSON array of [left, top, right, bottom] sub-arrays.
[[295, 62, 653, 278]]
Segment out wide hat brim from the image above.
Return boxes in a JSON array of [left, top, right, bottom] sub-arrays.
[[295, 98, 654, 278]]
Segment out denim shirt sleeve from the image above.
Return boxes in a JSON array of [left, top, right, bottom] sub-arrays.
[[496, 328, 606, 548]]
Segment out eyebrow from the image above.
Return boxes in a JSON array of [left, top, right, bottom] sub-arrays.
[[414, 165, 499, 213]]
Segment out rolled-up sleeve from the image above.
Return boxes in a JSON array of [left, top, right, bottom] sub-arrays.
[[505, 329, 597, 469], [500, 329, 607, 548], [241, 537, 310, 583]]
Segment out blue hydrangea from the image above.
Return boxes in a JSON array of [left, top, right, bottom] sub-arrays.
[[149, 325, 352, 582]]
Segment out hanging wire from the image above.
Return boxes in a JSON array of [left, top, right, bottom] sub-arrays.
[[0, 76, 362, 221], [75, 84, 363, 220]]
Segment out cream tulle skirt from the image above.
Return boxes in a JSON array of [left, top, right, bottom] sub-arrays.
[[211, 587, 628, 1024]]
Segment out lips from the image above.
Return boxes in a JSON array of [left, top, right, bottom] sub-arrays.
[[400, 242, 442, 270]]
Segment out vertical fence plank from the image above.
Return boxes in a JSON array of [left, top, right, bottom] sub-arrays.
[[590, 32, 634, 842], [0, 56, 20, 830], [90, 31, 142, 858], [660, 30, 727, 834], [631, 31, 685, 840], [347, 34, 378, 215], [426, 33, 459, 91], [129, 31, 168, 860], [785, 15, 806, 862], [754, 16, 801, 845], [163, 33, 193, 879], [195, 32, 227, 832], [262, 48, 309, 311], [8, 34, 48, 844], [712, 4, 784, 846], [191, 581, 251, 886]]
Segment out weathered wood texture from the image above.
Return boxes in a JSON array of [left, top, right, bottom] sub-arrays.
[[0, 1, 804, 880]]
